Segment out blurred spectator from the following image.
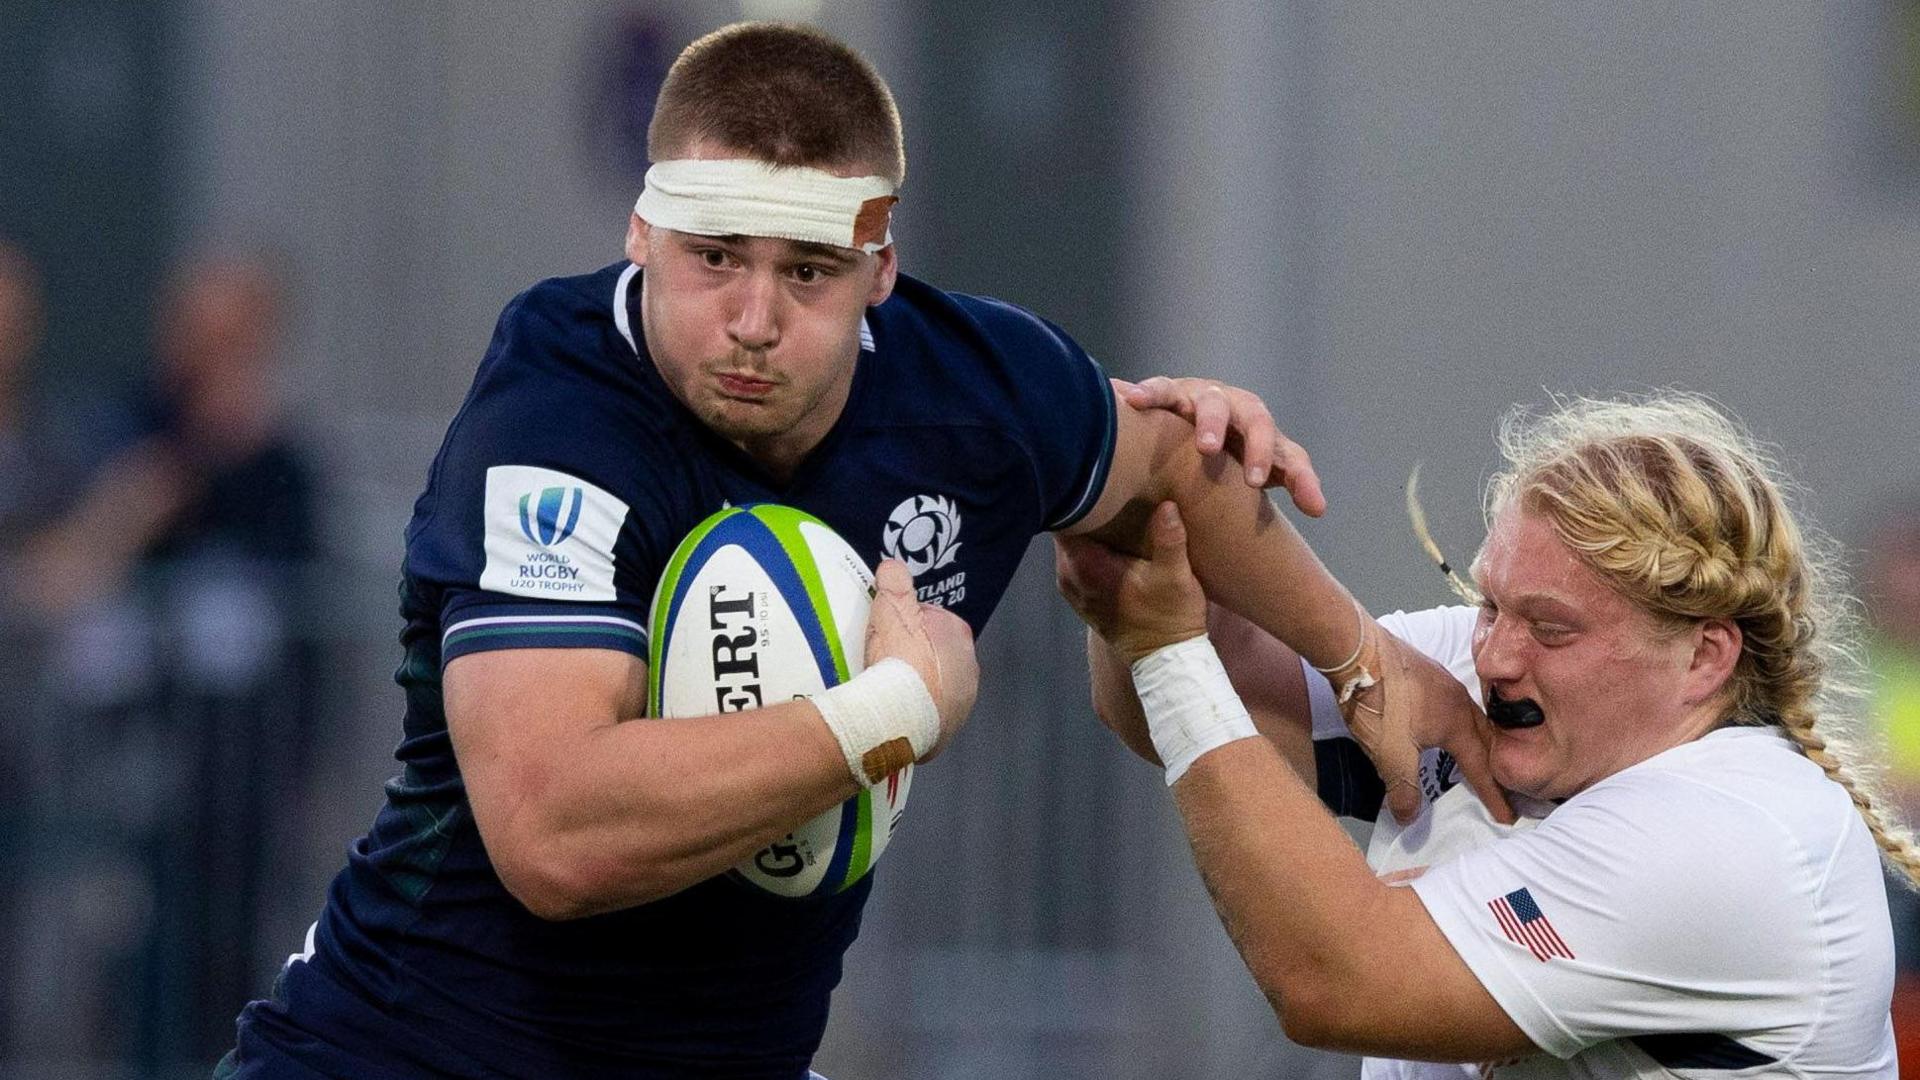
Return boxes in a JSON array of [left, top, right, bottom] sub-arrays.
[[0, 238, 45, 1069], [1866, 497, 1920, 975], [0, 241, 47, 536], [3, 250, 322, 1072], [1867, 498, 1920, 827], [1865, 497, 1920, 1068]]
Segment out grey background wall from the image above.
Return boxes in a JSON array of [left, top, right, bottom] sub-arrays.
[[7, 1, 1915, 1076]]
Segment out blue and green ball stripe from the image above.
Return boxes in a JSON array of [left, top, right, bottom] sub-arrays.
[[646, 503, 878, 895]]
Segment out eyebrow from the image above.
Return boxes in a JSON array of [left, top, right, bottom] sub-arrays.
[[1494, 590, 1586, 623], [1469, 564, 1582, 616], [690, 234, 859, 267], [787, 240, 859, 266]]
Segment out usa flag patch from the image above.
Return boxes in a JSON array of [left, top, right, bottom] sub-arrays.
[[1488, 887, 1575, 962]]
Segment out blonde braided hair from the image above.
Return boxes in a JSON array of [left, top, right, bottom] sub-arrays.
[[1480, 393, 1920, 888]]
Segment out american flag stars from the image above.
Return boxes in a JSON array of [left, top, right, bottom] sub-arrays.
[[1488, 887, 1575, 962]]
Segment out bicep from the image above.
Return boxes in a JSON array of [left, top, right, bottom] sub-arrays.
[[446, 647, 647, 842], [1323, 886, 1534, 1057], [1064, 387, 1201, 543]]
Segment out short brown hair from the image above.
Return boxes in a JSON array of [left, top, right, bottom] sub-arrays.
[[648, 22, 906, 185]]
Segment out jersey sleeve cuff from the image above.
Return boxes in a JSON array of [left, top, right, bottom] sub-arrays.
[[1045, 354, 1118, 531], [1408, 869, 1582, 1058], [440, 598, 650, 664]]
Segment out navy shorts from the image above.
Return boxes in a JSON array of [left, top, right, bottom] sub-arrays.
[[214, 953, 833, 1080]]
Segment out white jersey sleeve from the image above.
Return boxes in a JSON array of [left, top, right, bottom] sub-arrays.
[[1405, 743, 1839, 1060], [1305, 606, 1481, 820]]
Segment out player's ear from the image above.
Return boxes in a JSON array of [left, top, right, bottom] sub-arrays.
[[1682, 616, 1743, 706], [625, 214, 652, 267], [866, 243, 897, 306]]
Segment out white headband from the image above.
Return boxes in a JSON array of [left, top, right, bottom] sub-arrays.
[[634, 159, 898, 254]]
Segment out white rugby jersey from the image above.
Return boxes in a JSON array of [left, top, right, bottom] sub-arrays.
[[1305, 606, 1898, 1078]]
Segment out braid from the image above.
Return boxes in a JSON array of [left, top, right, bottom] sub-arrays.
[[1489, 392, 1920, 887], [1778, 705, 1920, 888], [1405, 462, 1482, 606]]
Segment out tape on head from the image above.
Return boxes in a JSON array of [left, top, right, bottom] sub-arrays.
[[635, 159, 898, 253]]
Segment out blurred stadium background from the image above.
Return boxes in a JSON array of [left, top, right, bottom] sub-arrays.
[[3, 2, 1920, 1077]]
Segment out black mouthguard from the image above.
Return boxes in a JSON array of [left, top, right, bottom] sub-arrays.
[[1486, 688, 1546, 729]]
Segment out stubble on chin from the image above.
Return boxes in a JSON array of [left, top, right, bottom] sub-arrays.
[[700, 393, 793, 445]]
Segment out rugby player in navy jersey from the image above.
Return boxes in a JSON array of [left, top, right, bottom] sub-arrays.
[[215, 21, 1494, 1080]]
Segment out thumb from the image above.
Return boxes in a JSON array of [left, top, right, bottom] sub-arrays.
[[1386, 767, 1424, 826], [1373, 634, 1425, 827], [866, 559, 919, 654], [1149, 501, 1188, 560], [873, 558, 914, 600], [1449, 720, 1517, 826]]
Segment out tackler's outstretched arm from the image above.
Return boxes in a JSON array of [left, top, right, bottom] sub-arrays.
[[1057, 504, 1534, 1060], [1065, 383, 1507, 826]]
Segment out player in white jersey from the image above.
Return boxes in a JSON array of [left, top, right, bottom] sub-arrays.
[[1058, 392, 1920, 1077], [1329, 608, 1893, 1077]]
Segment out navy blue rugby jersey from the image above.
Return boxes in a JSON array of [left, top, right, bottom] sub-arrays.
[[283, 262, 1117, 1078]]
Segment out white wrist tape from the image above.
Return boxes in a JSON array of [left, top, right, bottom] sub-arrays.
[[812, 658, 940, 785], [635, 158, 898, 253], [1132, 636, 1259, 786]]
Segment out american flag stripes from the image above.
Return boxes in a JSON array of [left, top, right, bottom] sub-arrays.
[[1488, 887, 1575, 962]]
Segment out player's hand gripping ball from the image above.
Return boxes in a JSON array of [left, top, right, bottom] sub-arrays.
[[647, 504, 911, 897]]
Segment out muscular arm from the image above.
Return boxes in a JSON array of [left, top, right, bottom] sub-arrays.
[[447, 647, 858, 919], [448, 561, 974, 921], [1173, 739, 1532, 1058], [1065, 505, 1530, 1057], [1069, 393, 1362, 672], [1078, 389, 1508, 826], [1085, 603, 1315, 783]]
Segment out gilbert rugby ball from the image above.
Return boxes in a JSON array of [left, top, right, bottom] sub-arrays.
[[647, 504, 912, 898]]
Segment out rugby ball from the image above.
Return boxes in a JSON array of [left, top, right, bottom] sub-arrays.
[[646, 504, 913, 898]]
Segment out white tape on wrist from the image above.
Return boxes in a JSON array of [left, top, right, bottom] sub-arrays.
[[812, 658, 939, 785], [1132, 635, 1259, 786]]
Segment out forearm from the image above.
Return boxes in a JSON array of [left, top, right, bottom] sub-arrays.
[[1085, 628, 1163, 766], [1171, 461, 1511, 825], [1062, 417, 1527, 1052], [1161, 731, 1530, 1059], [456, 567, 962, 920], [1088, 405, 1362, 670], [1121, 636, 1387, 1009], [449, 647, 866, 918], [1087, 617, 1316, 782], [1118, 630, 1525, 1056], [1170, 739, 1398, 1036], [1172, 461, 1360, 671], [528, 701, 861, 915], [1172, 740, 1509, 1057]]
